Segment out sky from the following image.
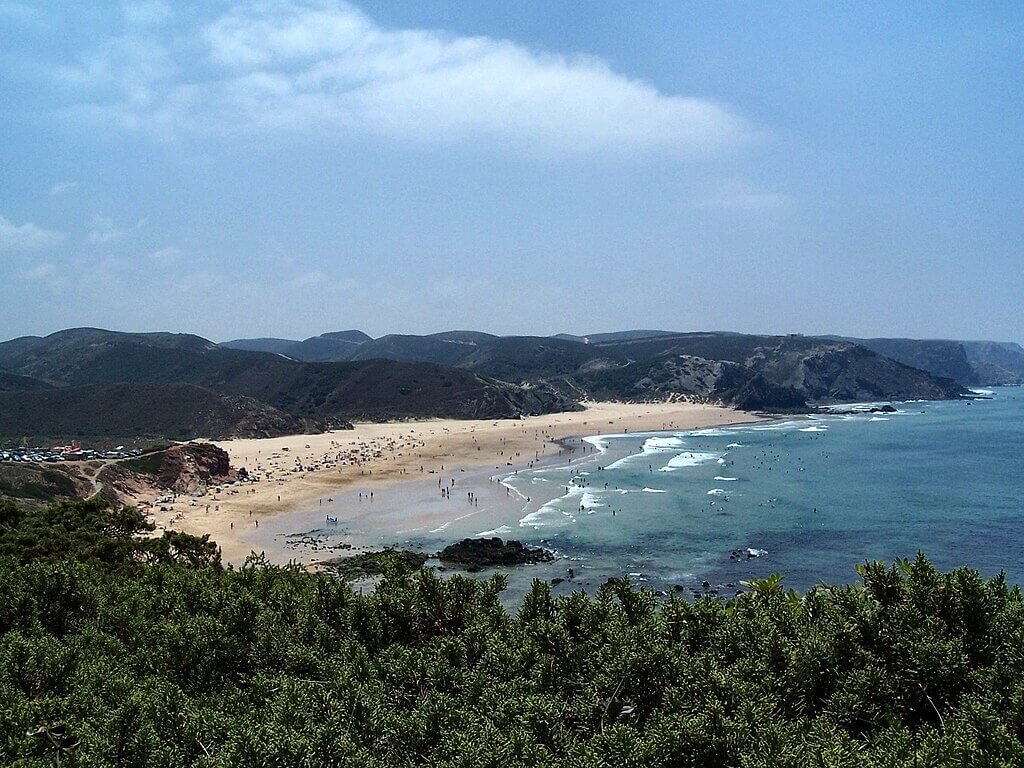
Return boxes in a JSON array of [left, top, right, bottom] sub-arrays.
[[0, 1, 1021, 344]]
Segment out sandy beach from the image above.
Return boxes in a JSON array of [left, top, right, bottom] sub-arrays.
[[150, 402, 764, 565]]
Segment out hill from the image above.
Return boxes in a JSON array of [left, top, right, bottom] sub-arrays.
[[300, 330, 964, 408], [223, 330, 374, 361], [280, 330, 375, 362], [207, 356, 575, 422], [348, 332, 498, 366], [0, 382, 310, 442], [822, 336, 1024, 387], [0, 330, 575, 441], [963, 340, 1024, 385], [0, 371, 53, 391], [584, 333, 965, 405], [0, 462, 89, 506], [842, 338, 976, 385], [0, 327, 974, 442], [219, 337, 299, 355], [553, 329, 680, 344], [458, 336, 620, 381]]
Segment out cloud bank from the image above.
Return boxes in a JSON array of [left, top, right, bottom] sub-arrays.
[[62, 0, 751, 156], [0, 215, 65, 250]]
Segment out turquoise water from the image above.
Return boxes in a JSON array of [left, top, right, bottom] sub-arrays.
[[504, 389, 1024, 593]]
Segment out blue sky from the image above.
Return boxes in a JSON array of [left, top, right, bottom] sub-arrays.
[[1, 1, 1021, 343]]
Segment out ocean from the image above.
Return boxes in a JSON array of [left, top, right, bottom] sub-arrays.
[[271, 388, 1023, 600], [495, 387, 1024, 595]]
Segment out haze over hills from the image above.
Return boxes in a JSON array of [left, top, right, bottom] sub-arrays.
[[0, 326, 986, 445]]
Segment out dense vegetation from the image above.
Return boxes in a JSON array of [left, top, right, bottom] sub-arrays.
[[2, 499, 1024, 766]]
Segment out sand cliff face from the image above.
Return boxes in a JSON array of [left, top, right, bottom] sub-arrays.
[[156, 443, 235, 495]]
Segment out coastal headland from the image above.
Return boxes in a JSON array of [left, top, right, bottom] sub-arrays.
[[147, 402, 763, 565]]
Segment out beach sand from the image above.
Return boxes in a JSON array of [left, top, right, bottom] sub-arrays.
[[150, 402, 764, 565]]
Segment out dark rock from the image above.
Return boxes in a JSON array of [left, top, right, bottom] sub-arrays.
[[438, 537, 553, 572]]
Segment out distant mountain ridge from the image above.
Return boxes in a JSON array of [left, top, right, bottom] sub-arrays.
[[822, 335, 1024, 386], [221, 327, 1023, 389], [222, 330, 373, 361], [0, 326, 980, 444]]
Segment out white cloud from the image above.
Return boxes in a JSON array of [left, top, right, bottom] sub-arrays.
[[50, 180, 78, 196], [0, 215, 65, 250], [60, 0, 752, 157], [86, 215, 145, 245]]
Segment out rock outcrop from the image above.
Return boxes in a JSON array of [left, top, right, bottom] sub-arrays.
[[98, 443, 236, 504], [438, 537, 554, 571]]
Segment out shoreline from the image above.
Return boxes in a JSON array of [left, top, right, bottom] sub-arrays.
[[147, 402, 768, 565]]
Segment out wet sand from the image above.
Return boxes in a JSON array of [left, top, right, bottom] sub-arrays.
[[149, 402, 764, 565]]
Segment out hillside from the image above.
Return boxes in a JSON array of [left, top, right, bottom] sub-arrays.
[[348, 332, 497, 366], [757, 339, 962, 402], [0, 327, 976, 442], [0, 328, 218, 382], [553, 329, 679, 344], [219, 337, 299, 355], [458, 336, 621, 381], [0, 371, 53, 391], [209, 356, 576, 421], [841, 338, 976, 385], [0, 462, 90, 506], [97, 442, 237, 506], [223, 330, 374, 361], [309, 330, 963, 409], [583, 333, 965, 405], [0, 330, 575, 441], [576, 355, 808, 411], [963, 340, 1024, 385], [0, 382, 310, 442], [824, 336, 1024, 387]]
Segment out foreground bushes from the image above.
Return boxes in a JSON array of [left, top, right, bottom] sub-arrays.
[[1, 500, 1023, 766]]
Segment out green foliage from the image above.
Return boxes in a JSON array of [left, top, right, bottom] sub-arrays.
[[0, 497, 220, 570], [1, 502, 1023, 765], [321, 549, 429, 580]]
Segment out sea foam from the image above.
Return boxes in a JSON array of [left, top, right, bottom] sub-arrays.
[[658, 451, 721, 472]]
